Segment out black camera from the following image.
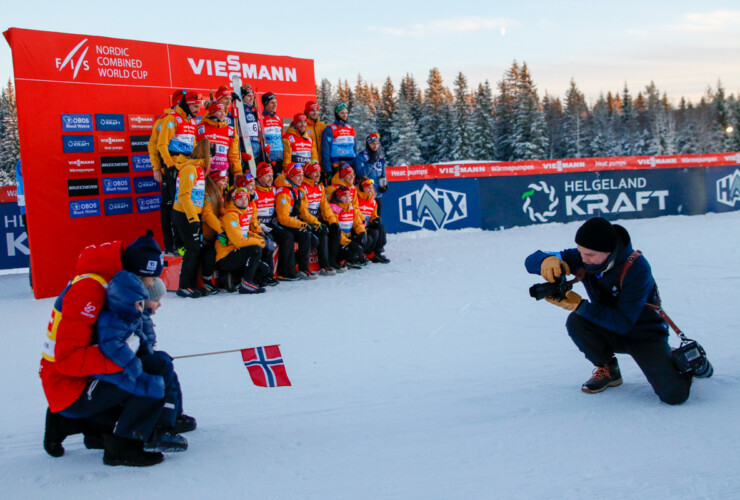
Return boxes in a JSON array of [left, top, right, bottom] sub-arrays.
[[529, 273, 573, 301], [672, 339, 713, 378]]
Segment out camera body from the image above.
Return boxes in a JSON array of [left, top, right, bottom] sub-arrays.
[[672, 339, 712, 377], [529, 274, 573, 301]]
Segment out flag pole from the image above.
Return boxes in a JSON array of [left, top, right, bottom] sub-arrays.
[[171, 345, 280, 360]]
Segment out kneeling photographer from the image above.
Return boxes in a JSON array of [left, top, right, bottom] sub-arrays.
[[524, 217, 712, 405]]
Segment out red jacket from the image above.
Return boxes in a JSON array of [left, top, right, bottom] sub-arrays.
[[40, 241, 125, 412]]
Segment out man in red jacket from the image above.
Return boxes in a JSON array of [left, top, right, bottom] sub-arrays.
[[41, 230, 183, 466]]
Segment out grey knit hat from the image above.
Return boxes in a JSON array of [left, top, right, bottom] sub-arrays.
[[146, 278, 167, 301]]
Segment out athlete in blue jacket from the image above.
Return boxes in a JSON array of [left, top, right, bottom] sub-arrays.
[[525, 217, 704, 404]]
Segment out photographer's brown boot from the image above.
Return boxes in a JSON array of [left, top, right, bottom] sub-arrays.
[[582, 357, 622, 393]]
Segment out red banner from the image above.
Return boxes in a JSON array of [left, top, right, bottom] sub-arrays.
[[386, 153, 740, 181], [5, 28, 316, 298], [0, 186, 17, 203]]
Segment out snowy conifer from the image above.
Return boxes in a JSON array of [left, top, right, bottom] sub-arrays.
[[387, 95, 422, 166], [470, 81, 496, 160], [0, 80, 19, 185], [451, 72, 475, 161]]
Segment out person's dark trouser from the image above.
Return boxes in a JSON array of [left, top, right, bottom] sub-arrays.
[[327, 224, 342, 268], [266, 223, 296, 277], [366, 224, 387, 254], [140, 351, 181, 428], [160, 166, 178, 252], [201, 239, 217, 279], [286, 227, 312, 272], [376, 197, 383, 216], [566, 313, 692, 405], [313, 224, 330, 268], [172, 210, 202, 289], [60, 379, 164, 442], [338, 240, 364, 264], [217, 245, 262, 282]]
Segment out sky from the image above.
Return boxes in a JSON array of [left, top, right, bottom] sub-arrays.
[[2, 0, 739, 105]]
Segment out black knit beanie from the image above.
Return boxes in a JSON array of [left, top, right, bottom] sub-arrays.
[[121, 229, 163, 277], [575, 217, 617, 252]]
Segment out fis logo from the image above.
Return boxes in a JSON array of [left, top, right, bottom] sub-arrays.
[[398, 184, 467, 229], [716, 169, 740, 207], [55, 39, 90, 79], [522, 181, 559, 223]]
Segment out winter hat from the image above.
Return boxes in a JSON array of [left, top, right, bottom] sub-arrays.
[[291, 113, 307, 126], [360, 178, 375, 191], [146, 278, 167, 301], [241, 84, 254, 97], [235, 172, 255, 187], [334, 102, 348, 118], [231, 186, 250, 202], [261, 91, 276, 107], [121, 229, 163, 277], [339, 164, 354, 180], [366, 132, 380, 145], [304, 160, 321, 177], [286, 163, 304, 179], [257, 162, 273, 179], [214, 84, 232, 101], [304, 100, 319, 112], [575, 217, 617, 253], [335, 186, 351, 200], [183, 91, 203, 106], [207, 101, 225, 116], [171, 89, 187, 108], [209, 168, 229, 182]]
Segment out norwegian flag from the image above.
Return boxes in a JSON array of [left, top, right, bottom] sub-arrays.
[[241, 345, 292, 387]]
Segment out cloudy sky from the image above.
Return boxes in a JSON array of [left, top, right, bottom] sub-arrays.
[[2, 0, 738, 104]]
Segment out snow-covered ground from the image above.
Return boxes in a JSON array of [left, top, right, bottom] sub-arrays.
[[1, 212, 739, 499]]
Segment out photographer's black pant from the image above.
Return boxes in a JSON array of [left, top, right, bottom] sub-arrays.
[[172, 210, 202, 290], [566, 313, 692, 405]]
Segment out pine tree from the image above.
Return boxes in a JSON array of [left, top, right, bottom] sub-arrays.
[[562, 79, 589, 158], [317, 78, 335, 124], [510, 63, 548, 160], [470, 81, 496, 160], [590, 93, 620, 156], [337, 79, 354, 110], [377, 77, 396, 152], [0, 80, 19, 186], [451, 72, 475, 160], [542, 93, 564, 159], [350, 101, 377, 154], [618, 84, 638, 155], [419, 68, 453, 162], [494, 61, 518, 161], [399, 73, 423, 124], [387, 95, 423, 166]]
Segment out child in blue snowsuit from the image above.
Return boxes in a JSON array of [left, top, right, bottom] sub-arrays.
[[94, 271, 194, 437]]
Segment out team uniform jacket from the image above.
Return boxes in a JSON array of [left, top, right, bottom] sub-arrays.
[[196, 117, 241, 176], [282, 126, 317, 166], [202, 189, 225, 240], [260, 111, 284, 162], [216, 198, 265, 262], [239, 103, 262, 160], [147, 107, 173, 173], [321, 120, 356, 171], [173, 157, 206, 223], [325, 172, 359, 208], [92, 271, 165, 399], [355, 149, 387, 198], [40, 242, 125, 413], [157, 106, 197, 169], [357, 191, 379, 226], [274, 175, 319, 229], [255, 184, 277, 224], [306, 117, 327, 160], [524, 225, 667, 340], [329, 200, 366, 247], [301, 178, 337, 224]]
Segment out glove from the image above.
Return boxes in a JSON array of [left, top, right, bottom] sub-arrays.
[[330, 222, 339, 231], [189, 221, 202, 242], [264, 145, 272, 155], [312, 221, 322, 231], [540, 256, 570, 283], [299, 222, 308, 230], [369, 218, 381, 229], [265, 238, 277, 251], [241, 152, 252, 162], [353, 232, 368, 247], [378, 176, 388, 193], [217, 232, 228, 245], [545, 291, 583, 311]]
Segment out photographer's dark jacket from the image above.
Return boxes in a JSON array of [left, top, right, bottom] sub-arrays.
[[525, 225, 668, 340]]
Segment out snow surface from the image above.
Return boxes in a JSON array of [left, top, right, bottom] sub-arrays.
[[1, 212, 739, 499]]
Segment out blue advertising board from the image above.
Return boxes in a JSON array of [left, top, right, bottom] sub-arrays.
[[0, 202, 30, 270], [705, 166, 740, 213]]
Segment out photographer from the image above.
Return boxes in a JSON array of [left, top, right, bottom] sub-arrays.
[[524, 217, 707, 405]]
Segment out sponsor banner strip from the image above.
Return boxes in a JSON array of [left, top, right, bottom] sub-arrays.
[[387, 153, 740, 181]]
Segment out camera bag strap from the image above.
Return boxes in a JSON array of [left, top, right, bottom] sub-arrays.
[[619, 250, 688, 341]]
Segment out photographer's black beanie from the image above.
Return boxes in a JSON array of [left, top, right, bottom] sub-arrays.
[[575, 217, 617, 252]]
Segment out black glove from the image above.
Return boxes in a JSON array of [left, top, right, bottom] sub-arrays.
[[369, 218, 381, 229], [352, 232, 368, 247], [330, 222, 339, 231], [189, 221, 202, 242], [378, 177, 389, 193]]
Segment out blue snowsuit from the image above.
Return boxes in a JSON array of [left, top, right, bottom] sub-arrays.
[[355, 149, 387, 200], [525, 224, 691, 404]]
